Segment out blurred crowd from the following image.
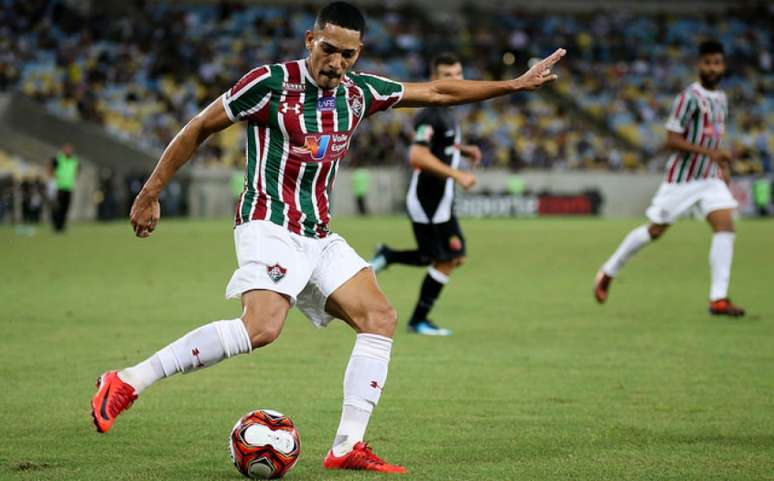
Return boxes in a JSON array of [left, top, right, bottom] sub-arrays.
[[1, 0, 772, 173]]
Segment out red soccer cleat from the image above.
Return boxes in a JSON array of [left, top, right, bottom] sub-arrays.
[[91, 371, 138, 433], [709, 298, 745, 317], [323, 442, 407, 474], [594, 271, 613, 304]]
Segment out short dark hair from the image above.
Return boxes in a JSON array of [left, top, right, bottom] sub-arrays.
[[699, 40, 724, 57], [315, 2, 366, 36], [431, 52, 461, 72]]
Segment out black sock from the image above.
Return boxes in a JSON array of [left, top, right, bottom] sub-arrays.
[[409, 272, 446, 325], [383, 247, 430, 267]]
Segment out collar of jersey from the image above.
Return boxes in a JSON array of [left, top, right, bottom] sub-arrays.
[[691, 81, 723, 99]]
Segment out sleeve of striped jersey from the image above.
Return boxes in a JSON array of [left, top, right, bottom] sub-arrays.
[[412, 110, 436, 146], [357, 73, 405, 117], [222, 66, 274, 123], [665, 91, 697, 133]]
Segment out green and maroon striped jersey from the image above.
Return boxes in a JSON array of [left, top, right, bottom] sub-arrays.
[[664, 82, 728, 183], [222, 59, 404, 238]]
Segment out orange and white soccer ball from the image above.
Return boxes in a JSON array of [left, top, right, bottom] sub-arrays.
[[229, 409, 300, 479]]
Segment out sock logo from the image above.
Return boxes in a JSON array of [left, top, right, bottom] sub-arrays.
[[370, 380, 383, 392], [192, 348, 205, 368]]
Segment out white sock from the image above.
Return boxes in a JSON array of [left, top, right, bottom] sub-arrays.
[[602, 225, 652, 277], [709, 232, 735, 301], [119, 319, 251, 394], [331, 333, 392, 457]]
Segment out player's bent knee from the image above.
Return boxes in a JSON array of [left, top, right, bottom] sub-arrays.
[[241, 297, 288, 348], [362, 304, 398, 337], [433, 260, 456, 275], [242, 317, 283, 348], [648, 224, 668, 240]]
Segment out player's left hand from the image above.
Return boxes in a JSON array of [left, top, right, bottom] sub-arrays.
[[461, 144, 482, 166], [130, 192, 161, 238], [514, 48, 566, 91]]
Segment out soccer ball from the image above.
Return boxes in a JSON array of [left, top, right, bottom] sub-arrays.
[[229, 409, 301, 479]]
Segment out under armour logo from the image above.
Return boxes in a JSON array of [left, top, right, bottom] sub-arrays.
[[192, 348, 205, 368], [280, 103, 301, 115]]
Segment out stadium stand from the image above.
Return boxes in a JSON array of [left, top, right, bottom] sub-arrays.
[[0, 1, 771, 174]]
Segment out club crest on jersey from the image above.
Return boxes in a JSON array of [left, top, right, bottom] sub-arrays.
[[281, 102, 301, 115], [317, 96, 336, 112], [266, 263, 287, 283], [348, 95, 363, 117]]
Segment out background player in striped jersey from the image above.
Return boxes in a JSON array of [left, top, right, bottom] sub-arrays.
[[370, 53, 480, 336], [89, 1, 565, 473], [594, 40, 744, 317]]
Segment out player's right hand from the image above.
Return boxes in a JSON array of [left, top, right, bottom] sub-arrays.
[[454, 171, 477, 190], [130, 192, 160, 238], [709, 149, 732, 164]]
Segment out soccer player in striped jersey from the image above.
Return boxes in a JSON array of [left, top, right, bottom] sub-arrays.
[[370, 53, 480, 336], [90, 1, 565, 473], [594, 40, 744, 317]]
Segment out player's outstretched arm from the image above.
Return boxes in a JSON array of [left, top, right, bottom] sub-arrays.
[[396, 48, 566, 108], [130, 98, 232, 238]]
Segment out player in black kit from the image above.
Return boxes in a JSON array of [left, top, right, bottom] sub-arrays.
[[370, 53, 481, 336]]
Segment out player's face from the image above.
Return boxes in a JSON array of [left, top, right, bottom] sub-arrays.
[[432, 63, 464, 81], [698, 53, 725, 89], [305, 23, 362, 90]]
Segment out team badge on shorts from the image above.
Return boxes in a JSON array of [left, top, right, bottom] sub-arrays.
[[449, 235, 463, 251], [266, 263, 287, 283]]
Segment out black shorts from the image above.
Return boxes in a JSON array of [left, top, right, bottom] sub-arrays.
[[412, 217, 466, 262]]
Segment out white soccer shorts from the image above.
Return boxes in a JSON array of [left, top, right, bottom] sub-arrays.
[[225, 220, 369, 327], [645, 178, 738, 224]]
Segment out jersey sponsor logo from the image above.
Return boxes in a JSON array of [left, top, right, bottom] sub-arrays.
[[282, 82, 305, 92], [304, 135, 331, 160], [349, 95, 363, 117], [300, 132, 350, 161], [280, 102, 301, 115], [317, 96, 336, 112], [415, 124, 433, 142], [266, 263, 287, 283]]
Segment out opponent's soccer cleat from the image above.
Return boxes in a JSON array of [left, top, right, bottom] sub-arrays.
[[323, 442, 406, 474], [408, 319, 452, 336], [709, 298, 745, 317], [369, 244, 389, 273], [91, 370, 138, 433], [594, 271, 613, 304]]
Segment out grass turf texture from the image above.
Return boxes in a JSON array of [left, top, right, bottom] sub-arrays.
[[1, 217, 772, 481]]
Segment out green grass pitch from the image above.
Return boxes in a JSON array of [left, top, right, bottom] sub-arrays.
[[1, 217, 772, 481]]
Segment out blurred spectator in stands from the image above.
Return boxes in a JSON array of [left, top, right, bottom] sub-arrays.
[[753, 177, 771, 217], [18, 176, 44, 235], [352, 166, 371, 216]]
